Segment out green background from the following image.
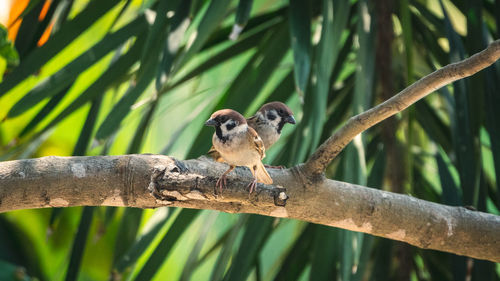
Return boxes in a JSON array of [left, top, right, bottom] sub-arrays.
[[0, 0, 499, 280]]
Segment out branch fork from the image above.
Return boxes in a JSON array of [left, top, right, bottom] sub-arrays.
[[1, 41, 500, 262], [304, 39, 500, 176]]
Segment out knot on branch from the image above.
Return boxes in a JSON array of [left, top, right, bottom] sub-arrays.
[[273, 190, 288, 207], [148, 161, 206, 204], [147, 159, 289, 208]]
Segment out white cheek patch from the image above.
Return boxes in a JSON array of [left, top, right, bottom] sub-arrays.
[[220, 120, 236, 135], [267, 109, 281, 127], [220, 120, 247, 135], [231, 123, 248, 134]]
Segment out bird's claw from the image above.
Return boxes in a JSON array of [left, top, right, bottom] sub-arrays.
[[216, 175, 227, 195], [247, 179, 257, 194]]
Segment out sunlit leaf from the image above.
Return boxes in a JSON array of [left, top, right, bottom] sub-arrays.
[[288, 0, 311, 97], [114, 208, 172, 275], [186, 22, 290, 159], [0, 25, 19, 69], [156, 0, 192, 91], [229, 0, 253, 40], [111, 208, 143, 273], [440, 0, 478, 206], [7, 16, 148, 118], [18, 84, 70, 137], [272, 224, 313, 281], [209, 214, 249, 281], [0, 1, 498, 281], [309, 225, 338, 281], [223, 216, 274, 281], [174, 0, 231, 70], [0, 0, 120, 97], [179, 211, 218, 281], [64, 207, 95, 281], [436, 147, 462, 206], [133, 209, 199, 281], [36, 35, 145, 138]]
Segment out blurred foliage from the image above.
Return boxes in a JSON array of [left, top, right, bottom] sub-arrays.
[[0, 0, 499, 280], [0, 24, 19, 82]]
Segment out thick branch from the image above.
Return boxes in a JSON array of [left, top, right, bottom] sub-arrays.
[[304, 39, 500, 175], [1, 155, 499, 262]]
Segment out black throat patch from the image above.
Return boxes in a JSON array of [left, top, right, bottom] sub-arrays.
[[277, 118, 286, 134], [215, 126, 229, 143]]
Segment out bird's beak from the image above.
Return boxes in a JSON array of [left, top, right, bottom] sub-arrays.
[[286, 115, 296, 124], [205, 118, 218, 126]]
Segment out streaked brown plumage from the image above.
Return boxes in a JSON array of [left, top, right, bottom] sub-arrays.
[[205, 109, 273, 194], [208, 102, 295, 164]]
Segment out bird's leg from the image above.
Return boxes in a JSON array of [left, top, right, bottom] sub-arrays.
[[247, 166, 258, 194], [264, 164, 285, 169], [247, 179, 257, 194], [216, 165, 235, 194]]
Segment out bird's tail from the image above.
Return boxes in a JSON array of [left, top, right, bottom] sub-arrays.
[[253, 162, 273, 184], [207, 146, 225, 163]]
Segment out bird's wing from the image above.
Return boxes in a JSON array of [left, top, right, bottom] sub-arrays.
[[207, 145, 225, 162], [247, 126, 266, 159]]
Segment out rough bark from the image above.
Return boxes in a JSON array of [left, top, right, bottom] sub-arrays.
[[0, 155, 499, 263], [304, 39, 500, 175]]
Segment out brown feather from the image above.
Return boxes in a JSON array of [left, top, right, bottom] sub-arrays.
[[247, 126, 266, 159], [252, 162, 273, 184], [206, 104, 294, 162], [257, 101, 294, 116], [209, 109, 247, 124], [207, 146, 224, 162]]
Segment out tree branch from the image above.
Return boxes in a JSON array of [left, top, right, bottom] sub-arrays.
[[1, 155, 499, 262], [304, 39, 500, 175]]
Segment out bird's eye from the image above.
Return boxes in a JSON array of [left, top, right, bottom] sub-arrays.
[[278, 109, 284, 115], [219, 116, 228, 123]]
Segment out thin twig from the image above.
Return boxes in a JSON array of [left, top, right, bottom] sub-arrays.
[[304, 39, 500, 175]]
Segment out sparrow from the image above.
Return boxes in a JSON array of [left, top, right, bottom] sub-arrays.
[[205, 109, 273, 194], [208, 102, 296, 164]]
